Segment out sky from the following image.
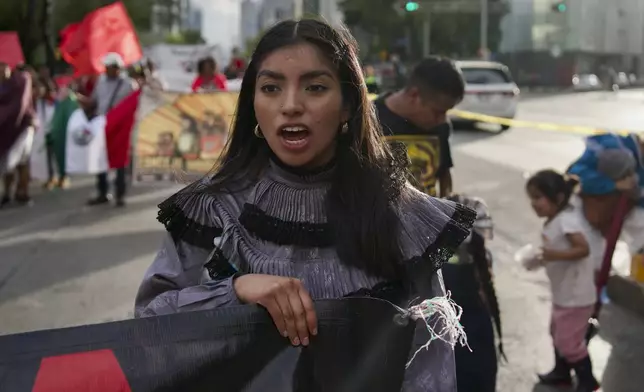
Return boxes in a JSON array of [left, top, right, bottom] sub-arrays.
[[191, 0, 244, 54]]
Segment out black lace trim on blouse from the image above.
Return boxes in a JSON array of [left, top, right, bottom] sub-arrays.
[[157, 199, 223, 250], [344, 281, 407, 305], [204, 247, 238, 280], [405, 203, 477, 278], [239, 203, 334, 247]]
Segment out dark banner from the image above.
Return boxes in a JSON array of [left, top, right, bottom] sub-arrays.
[[0, 298, 416, 392]]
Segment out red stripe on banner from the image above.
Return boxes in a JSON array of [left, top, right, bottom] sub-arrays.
[[32, 349, 132, 392]]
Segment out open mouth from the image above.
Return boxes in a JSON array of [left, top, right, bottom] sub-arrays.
[[279, 126, 310, 149]]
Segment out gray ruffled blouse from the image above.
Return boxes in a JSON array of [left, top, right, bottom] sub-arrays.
[[134, 160, 475, 392]]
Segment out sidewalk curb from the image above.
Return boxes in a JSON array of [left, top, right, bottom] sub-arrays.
[[520, 83, 644, 96], [606, 275, 644, 319]]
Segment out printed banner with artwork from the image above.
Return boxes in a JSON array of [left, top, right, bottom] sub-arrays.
[[134, 91, 237, 181], [386, 134, 441, 197], [134, 92, 442, 190]]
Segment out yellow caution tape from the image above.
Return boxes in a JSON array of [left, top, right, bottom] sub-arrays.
[[366, 94, 637, 136]]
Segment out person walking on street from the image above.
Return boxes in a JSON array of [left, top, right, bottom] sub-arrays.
[[84, 53, 137, 207], [191, 56, 227, 92], [0, 63, 36, 208]]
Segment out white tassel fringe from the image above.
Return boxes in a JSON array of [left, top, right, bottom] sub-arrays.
[[399, 291, 470, 367]]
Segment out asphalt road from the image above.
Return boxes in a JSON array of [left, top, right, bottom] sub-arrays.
[[1, 89, 643, 391]]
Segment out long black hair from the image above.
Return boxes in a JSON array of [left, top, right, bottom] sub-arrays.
[[526, 169, 578, 211], [203, 19, 408, 279]]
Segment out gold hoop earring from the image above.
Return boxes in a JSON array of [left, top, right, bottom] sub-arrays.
[[341, 122, 349, 134], [254, 124, 264, 138]]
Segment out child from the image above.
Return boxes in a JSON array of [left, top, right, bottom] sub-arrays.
[[526, 170, 599, 392]]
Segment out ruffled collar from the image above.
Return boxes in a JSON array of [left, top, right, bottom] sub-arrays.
[[239, 157, 335, 247], [265, 156, 336, 187]]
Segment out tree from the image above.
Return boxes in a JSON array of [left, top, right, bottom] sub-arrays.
[[0, 0, 41, 64], [51, 0, 153, 33], [0, 0, 153, 65], [164, 30, 205, 44], [339, 0, 508, 60], [339, 0, 412, 59], [41, 0, 56, 71]]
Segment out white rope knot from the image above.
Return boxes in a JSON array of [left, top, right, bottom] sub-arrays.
[[402, 291, 471, 367]]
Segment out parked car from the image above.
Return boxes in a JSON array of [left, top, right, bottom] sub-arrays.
[[572, 74, 601, 91], [450, 60, 520, 131]]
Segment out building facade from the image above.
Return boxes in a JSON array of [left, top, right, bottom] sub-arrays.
[[499, 0, 644, 84], [183, 1, 203, 32], [255, 0, 344, 33], [241, 0, 262, 49]]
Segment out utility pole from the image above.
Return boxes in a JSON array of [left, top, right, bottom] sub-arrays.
[[480, 0, 489, 59], [293, 0, 303, 19], [422, 16, 431, 57], [41, 0, 56, 74]]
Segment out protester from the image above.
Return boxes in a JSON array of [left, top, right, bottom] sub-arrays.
[[77, 74, 98, 97], [390, 53, 407, 89], [144, 59, 167, 93], [443, 194, 503, 392], [374, 56, 464, 197], [49, 83, 80, 189], [224, 47, 246, 79], [525, 170, 600, 392], [134, 19, 475, 391], [567, 133, 644, 253], [364, 64, 380, 94], [37, 64, 58, 94], [191, 56, 227, 92], [0, 63, 36, 207], [83, 52, 137, 207], [31, 78, 58, 188], [567, 133, 644, 343]]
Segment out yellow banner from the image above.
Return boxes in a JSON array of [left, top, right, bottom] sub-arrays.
[[135, 92, 237, 179]]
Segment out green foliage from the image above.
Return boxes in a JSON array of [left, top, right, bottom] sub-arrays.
[[339, 0, 509, 60], [164, 30, 205, 44], [51, 0, 153, 32], [244, 31, 265, 58], [0, 0, 153, 64]]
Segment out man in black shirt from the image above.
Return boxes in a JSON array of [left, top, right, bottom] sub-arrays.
[[375, 56, 465, 197]]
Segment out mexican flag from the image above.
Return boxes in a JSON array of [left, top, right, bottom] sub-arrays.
[[65, 90, 141, 174]]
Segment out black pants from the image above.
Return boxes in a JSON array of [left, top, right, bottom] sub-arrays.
[[96, 168, 126, 200], [45, 143, 57, 180], [454, 304, 498, 392]]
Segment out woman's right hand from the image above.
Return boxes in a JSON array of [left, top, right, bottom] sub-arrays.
[[233, 274, 318, 347]]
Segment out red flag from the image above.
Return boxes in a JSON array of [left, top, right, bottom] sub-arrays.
[[105, 89, 141, 169], [54, 74, 74, 90], [0, 32, 25, 68], [59, 1, 142, 76]]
